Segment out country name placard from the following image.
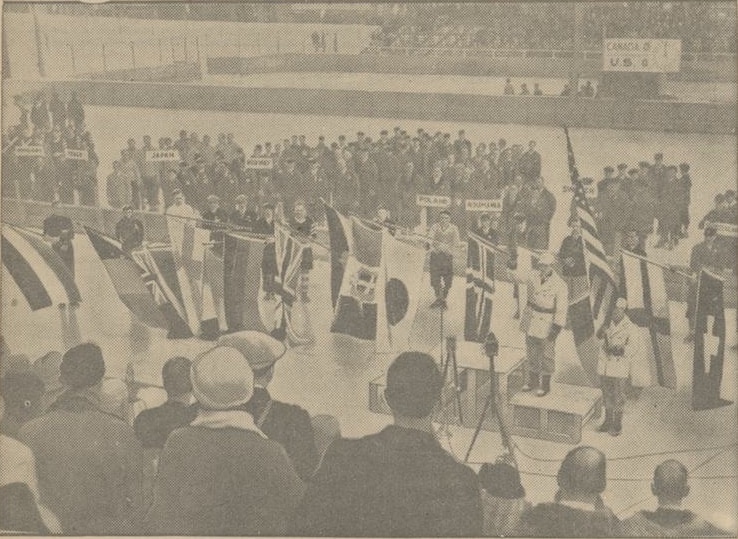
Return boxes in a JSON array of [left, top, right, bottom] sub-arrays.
[[562, 184, 596, 196], [245, 157, 274, 170], [465, 199, 502, 212], [65, 148, 88, 161], [416, 194, 451, 208], [14, 145, 45, 158], [146, 150, 178, 162], [707, 222, 738, 238]]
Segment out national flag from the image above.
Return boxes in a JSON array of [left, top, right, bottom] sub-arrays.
[[692, 269, 731, 410], [274, 222, 313, 344], [324, 203, 353, 308], [331, 217, 386, 345], [2, 224, 81, 311], [382, 228, 426, 351], [464, 232, 496, 343], [223, 233, 272, 334], [621, 250, 676, 388], [165, 217, 201, 335], [85, 226, 192, 338]]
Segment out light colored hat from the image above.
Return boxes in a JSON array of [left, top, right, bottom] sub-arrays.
[[99, 378, 129, 418], [538, 252, 556, 266], [32, 351, 64, 392], [217, 331, 287, 372], [615, 297, 628, 309], [191, 346, 254, 410]]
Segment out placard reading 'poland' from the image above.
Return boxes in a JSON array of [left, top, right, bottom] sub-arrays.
[[64, 149, 88, 161], [603, 38, 682, 73], [708, 222, 738, 238], [465, 199, 503, 211], [416, 194, 451, 208], [146, 150, 178, 162], [14, 145, 45, 158], [245, 157, 274, 170]]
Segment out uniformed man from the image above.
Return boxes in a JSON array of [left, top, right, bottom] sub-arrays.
[[558, 217, 588, 315], [596, 297, 641, 437], [428, 210, 460, 310], [508, 251, 568, 396], [114, 205, 144, 253], [515, 176, 557, 250], [43, 200, 75, 278], [201, 194, 229, 243], [471, 212, 498, 244], [685, 226, 726, 342], [597, 166, 615, 198], [255, 204, 278, 300], [289, 201, 316, 302], [230, 194, 257, 231]]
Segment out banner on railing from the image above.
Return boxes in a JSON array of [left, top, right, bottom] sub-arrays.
[[245, 157, 274, 170], [14, 145, 45, 158], [464, 199, 502, 212], [65, 149, 88, 161], [416, 194, 451, 208], [146, 150, 179, 162]]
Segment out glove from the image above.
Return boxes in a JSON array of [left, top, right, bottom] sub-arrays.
[[548, 324, 562, 340]]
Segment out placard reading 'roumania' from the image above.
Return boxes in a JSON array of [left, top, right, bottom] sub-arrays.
[[245, 157, 274, 170], [14, 145, 45, 158], [146, 150, 179, 162], [464, 199, 503, 211], [416, 194, 451, 208]]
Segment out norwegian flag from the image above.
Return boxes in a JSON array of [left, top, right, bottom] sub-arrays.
[[464, 232, 495, 342]]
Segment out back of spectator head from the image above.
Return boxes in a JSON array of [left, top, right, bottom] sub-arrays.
[[652, 459, 689, 505], [60, 342, 106, 391], [217, 331, 287, 385], [0, 370, 45, 422], [557, 446, 607, 499], [162, 357, 193, 400], [384, 352, 442, 419], [191, 346, 253, 410]]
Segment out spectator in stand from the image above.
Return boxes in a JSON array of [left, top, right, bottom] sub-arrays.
[[219, 331, 319, 481], [622, 460, 732, 537], [479, 459, 530, 537], [18, 343, 143, 535], [520, 83, 530, 95], [290, 351, 482, 536], [0, 370, 45, 438], [504, 78, 515, 95], [518, 140, 542, 182], [520, 446, 621, 537], [515, 176, 556, 250], [255, 204, 278, 300], [107, 161, 131, 209], [144, 346, 305, 535], [560, 82, 572, 96], [133, 357, 197, 451], [115, 206, 144, 253], [66, 92, 84, 131], [580, 80, 595, 97], [533, 83, 543, 96], [289, 201, 317, 302]]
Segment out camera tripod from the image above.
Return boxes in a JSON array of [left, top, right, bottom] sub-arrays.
[[440, 336, 464, 425]]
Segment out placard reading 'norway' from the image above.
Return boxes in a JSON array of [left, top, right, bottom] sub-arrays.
[[146, 150, 178, 162], [603, 38, 682, 73], [416, 194, 451, 208], [464, 199, 503, 211], [245, 157, 274, 170]]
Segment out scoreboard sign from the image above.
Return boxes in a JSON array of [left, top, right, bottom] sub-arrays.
[[416, 194, 451, 208], [603, 38, 681, 73], [245, 157, 274, 170]]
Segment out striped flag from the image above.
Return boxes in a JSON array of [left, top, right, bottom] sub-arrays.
[[324, 203, 353, 309], [564, 127, 618, 385], [223, 233, 272, 335], [464, 232, 495, 343], [621, 250, 676, 388], [692, 269, 731, 410], [85, 226, 192, 338], [2, 224, 81, 311]]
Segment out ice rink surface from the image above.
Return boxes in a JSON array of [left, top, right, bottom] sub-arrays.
[[2, 105, 737, 530]]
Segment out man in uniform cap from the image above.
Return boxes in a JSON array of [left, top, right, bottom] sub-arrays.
[[508, 251, 568, 396], [218, 331, 319, 480], [145, 346, 304, 535], [596, 297, 642, 436], [685, 226, 726, 342], [115, 205, 144, 253], [201, 194, 229, 251], [18, 343, 143, 534], [521, 446, 620, 537], [597, 165, 615, 197], [471, 212, 499, 244], [230, 194, 257, 230]]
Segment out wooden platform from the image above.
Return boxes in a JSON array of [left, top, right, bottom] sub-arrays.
[[510, 383, 602, 444]]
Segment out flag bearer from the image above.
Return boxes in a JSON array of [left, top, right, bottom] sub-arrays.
[[596, 297, 642, 437], [507, 251, 568, 396]]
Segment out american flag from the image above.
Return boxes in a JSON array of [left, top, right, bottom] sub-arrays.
[[564, 127, 617, 322]]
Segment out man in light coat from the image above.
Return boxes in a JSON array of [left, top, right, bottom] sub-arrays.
[[596, 297, 642, 437], [508, 251, 568, 396]]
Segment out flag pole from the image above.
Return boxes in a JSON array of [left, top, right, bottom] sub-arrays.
[[620, 248, 694, 281]]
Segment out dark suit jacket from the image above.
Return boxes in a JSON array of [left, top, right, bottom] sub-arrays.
[[289, 425, 482, 537], [243, 387, 318, 481]]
